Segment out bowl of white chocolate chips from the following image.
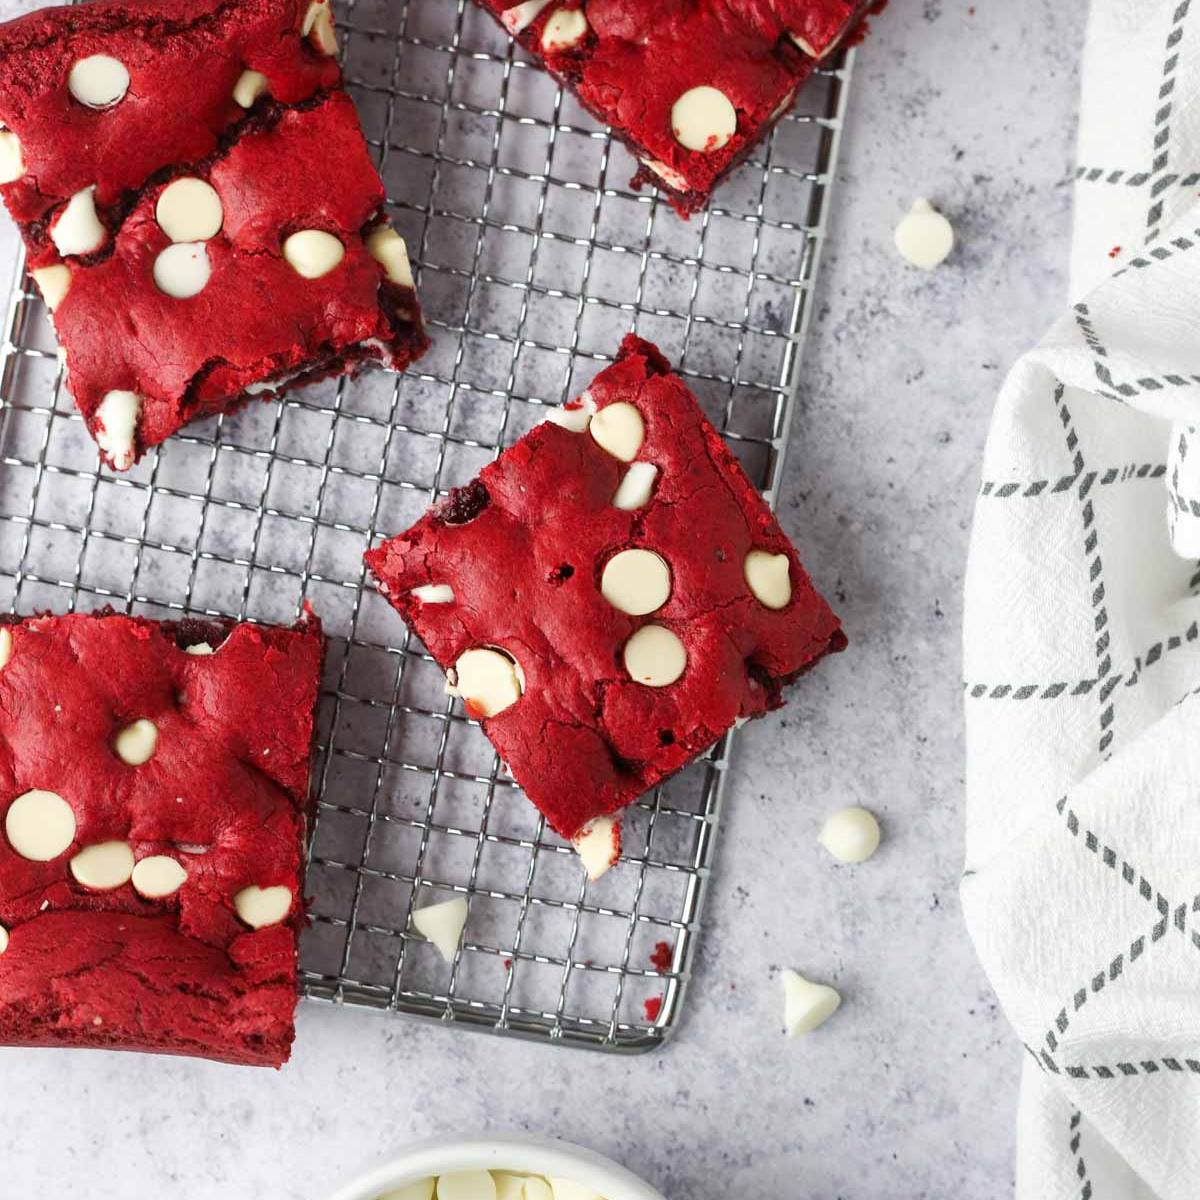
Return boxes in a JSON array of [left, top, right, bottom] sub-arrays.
[[326, 1134, 667, 1200]]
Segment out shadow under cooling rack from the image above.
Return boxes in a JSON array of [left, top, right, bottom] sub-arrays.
[[0, 0, 854, 1052]]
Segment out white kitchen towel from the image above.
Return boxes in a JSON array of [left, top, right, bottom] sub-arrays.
[[962, 2, 1200, 1198]]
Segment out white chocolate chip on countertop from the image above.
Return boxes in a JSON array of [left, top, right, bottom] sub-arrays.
[[744, 549, 792, 609], [302, 0, 338, 54], [450, 647, 525, 717], [818, 806, 881, 864], [501, 0, 552, 33], [671, 85, 737, 153], [572, 815, 620, 880], [6, 789, 76, 861], [0, 127, 23, 184], [233, 68, 269, 108], [156, 177, 223, 242], [131, 855, 188, 898], [412, 894, 468, 962], [589, 401, 644, 461], [70, 840, 135, 890], [153, 242, 210, 299], [544, 391, 596, 432], [411, 583, 455, 604], [380, 1181, 435, 1200], [612, 461, 657, 510], [894, 198, 955, 270], [601, 548, 671, 616], [234, 884, 293, 929], [436, 1170, 496, 1200], [96, 390, 141, 470], [51, 186, 105, 257], [541, 8, 588, 51], [32, 264, 70, 312], [782, 967, 841, 1035], [114, 718, 158, 766], [68, 55, 130, 108], [622, 624, 686, 687], [283, 229, 345, 279], [366, 225, 415, 287], [0, 627, 11, 669]]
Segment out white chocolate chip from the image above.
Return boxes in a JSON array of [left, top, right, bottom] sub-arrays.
[[68, 55, 130, 108], [152, 242, 210, 299], [622, 624, 686, 687], [411, 583, 455, 604], [601, 548, 671, 616], [0, 924, 8, 955], [544, 391, 596, 432], [894, 198, 955, 270], [283, 229, 345, 279], [520, 1182, 553, 1200], [233, 68, 269, 108], [671, 85, 737, 153], [381, 1182, 435, 1200], [366, 225, 415, 287], [155, 177, 223, 242], [184, 642, 215, 656], [32, 264, 70, 312], [113, 718, 158, 765], [640, 157, 689, 192], [437, 1171, 495, 1200], [450, 647, 524, 717], [131, 855, 188, 898], [782, 967, 841, 1035], [549, 1181, 603, 1200], [818, 806, 881, 864], [233, 884, 293, 929], [788, 31, 822, 57], [302, 1, 338, 54], [490, 1177, 526, 1200], [51, 186, 105, 257], [96, 389, 141, 470], [0, 128, 24, 184], [70, 840, 135, 891], [744, 549, 792, 609], [501, 0, 553, 33], [572, 815, 620, 880], [612, 461, 657, 510], [5, 789, 76, 861], [589, 401, 644, 462], [412, 894, 468, 962], [0, 628, 11, 669], [541, 8, 588, 51]]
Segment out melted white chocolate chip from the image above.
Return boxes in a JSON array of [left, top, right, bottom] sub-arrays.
[[600, 548, 671, 616], [283, 229, 345, 279], [612, 461, 657, 510], [0, 127, 23, 184], [589, 401, 644, 462], [544, 391, 596, 433], [68, 55, 130, 108], [153, 242, 210, 299], [411, 583, 455, 604], [233, 68, 269, 108], [671, 85, 737, 153], [412, 894, 468, 962], [51, 186, 105, 257], [0, 924, 8, 955], [450, 647, 524, 717], [501, 0, 553, 33], [572, 815, 619, 880], [114, 718, 158, 765], [0, 627, 12, 669], [640, 157, 689, 192], [233, 884, 293, 929], [70, 840, 135, 890], [743, 549, 791, 609], [302, 0, 338, 54], [131, 855, 188, 898], [541, 8, 588, 51], [32, 264, 70, 312], [366, 225, 415, 287], [5, 789, 76, 861], [184, 642, 216, 656], [622, 624, 686, 687], [156, 177, 223, 242], [95, 390, 142, 471]]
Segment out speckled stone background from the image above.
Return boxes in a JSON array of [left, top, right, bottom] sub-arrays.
[[0, 0, 1088, 1196]]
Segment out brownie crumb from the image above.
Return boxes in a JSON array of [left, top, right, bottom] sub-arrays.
[[439, 479, 490, 525]]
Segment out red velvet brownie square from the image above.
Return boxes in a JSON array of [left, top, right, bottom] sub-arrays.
[[0, 610, 323, 1067], [365, 336, 845, 876], [473, 0, 882, 214], [0, 0, 426, 470]]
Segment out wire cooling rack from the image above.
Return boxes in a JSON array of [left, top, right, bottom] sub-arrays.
[[0, 0, 853, 1051]]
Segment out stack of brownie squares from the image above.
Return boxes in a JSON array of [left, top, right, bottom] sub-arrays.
[[0, 0, 867, 1064]]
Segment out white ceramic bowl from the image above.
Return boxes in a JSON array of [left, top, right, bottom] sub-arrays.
[[325, 1133, 668, 1200]]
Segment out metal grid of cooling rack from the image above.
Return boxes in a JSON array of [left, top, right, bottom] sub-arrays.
[[0, 0, 853, 1051]]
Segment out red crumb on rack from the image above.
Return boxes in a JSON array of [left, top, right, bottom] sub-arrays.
[[503, 958, 512, 971], [644, 996, 663, 1022], [1109, 245, 1122, 259], [649, 940, 672, 972]]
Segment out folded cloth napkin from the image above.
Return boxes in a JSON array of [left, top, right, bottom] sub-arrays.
[[962, 3, 1200, 1197]]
